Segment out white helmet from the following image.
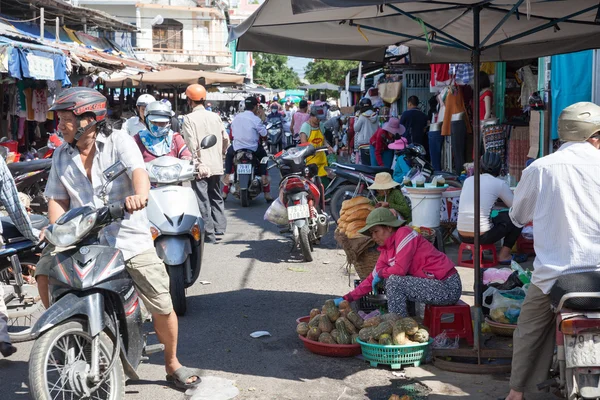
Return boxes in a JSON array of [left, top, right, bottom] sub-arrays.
[[558, 102, 600, 142], [136, 94, 156, 107]]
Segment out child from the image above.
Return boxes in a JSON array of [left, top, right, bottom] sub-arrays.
[[368, 172, 411, 223]]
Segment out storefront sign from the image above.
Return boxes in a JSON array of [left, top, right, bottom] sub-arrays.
[[26, 53, 55, 80]]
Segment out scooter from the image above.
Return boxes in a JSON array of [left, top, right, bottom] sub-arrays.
[[232, 149, 267, 207], [269, 144, 329, 262], [538, 272, 600, 399], [266, 120, 284, 155], [26, 161, 162, 400], [1, 214, 47, 343], [399, 144, 462, 187]]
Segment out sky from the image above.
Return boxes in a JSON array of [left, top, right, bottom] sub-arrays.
[[287, 56, 312, 79]]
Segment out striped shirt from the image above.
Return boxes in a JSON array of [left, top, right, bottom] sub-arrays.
[[510, 141, 600, 294], [45, 129, 154, 261], [0, 156, 38, 243]]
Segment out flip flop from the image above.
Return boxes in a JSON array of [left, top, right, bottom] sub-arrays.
[[166, 366, 202, 390], [499, 254, 528, 265]]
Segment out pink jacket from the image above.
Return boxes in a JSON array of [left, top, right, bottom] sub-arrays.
[[344, 227, 457, 302]]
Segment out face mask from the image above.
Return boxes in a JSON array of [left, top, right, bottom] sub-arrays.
[[148, 121, 170, 137], [271, 108, 278, 113]]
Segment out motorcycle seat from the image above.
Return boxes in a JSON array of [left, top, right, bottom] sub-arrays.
[[1, 214, 48, 240], [335, 163, 393, 176], [549, 271, 600, 311], [7, 159, 52, 177]]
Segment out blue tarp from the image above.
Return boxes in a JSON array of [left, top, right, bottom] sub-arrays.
[[1, 14, 57, 41], [551, 50, 593, 140]]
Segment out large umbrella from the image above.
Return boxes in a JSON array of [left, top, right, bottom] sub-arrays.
[[230, 0, 600, 358], [104, 68, 244, 89]]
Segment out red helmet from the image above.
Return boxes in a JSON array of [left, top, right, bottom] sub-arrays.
[[49, 87, 108, 122]]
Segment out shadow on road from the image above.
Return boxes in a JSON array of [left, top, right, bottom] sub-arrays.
[[143, 288, 368, 383], [364, 378, 431, 400], [0, 359, 30, 397]]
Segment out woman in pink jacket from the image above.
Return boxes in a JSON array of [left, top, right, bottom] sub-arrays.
[[334, 208, 461, 317]]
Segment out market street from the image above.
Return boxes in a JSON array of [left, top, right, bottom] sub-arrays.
[[0, 189, 557, 400]]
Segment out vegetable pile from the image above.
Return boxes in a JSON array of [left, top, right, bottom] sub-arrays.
[[336, 197, 374, 238], [297, 300, 430, 346]]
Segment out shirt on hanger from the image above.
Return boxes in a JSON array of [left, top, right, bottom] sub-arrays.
[[32, 89, 49, 123]]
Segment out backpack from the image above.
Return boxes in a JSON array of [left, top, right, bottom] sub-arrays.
[[311, 103, 328, 121]]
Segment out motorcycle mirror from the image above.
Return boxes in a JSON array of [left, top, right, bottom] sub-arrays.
[[200, 134, 217, 149], [260, 156, 270, 164]]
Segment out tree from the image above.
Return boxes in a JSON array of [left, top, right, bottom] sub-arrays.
[[253, 53, 301, 89], [304, 59, 359, 86]]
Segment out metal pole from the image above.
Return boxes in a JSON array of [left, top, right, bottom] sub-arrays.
[[56, 17, 59, 43], [472, 5, 483, 363], [40, 8, 45, 40]]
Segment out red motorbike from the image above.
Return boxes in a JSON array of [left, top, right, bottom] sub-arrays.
[[269, 144, 329, 262]]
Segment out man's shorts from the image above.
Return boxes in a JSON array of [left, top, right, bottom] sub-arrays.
[[36, 246, 173, 315]]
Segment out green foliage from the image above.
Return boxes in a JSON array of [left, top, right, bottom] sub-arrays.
[[253, 53, 301, 89], [304, 59, 359, 86]]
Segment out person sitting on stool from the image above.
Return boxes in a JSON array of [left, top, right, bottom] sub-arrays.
[[457, 152, 524, 264]]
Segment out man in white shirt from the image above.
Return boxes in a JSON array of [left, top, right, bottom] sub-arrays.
[[504, 102, 600, 400], [225, 96, 272, 201], [125, 94, 155, 136], [457, 151, 522, 264]]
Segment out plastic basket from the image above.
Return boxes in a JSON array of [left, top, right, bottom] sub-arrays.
[[296, 316, 362, 357], [356, 338, 432, 369], [354, 279, 386, 313]]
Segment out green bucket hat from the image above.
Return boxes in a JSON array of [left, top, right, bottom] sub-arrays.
[[358, 208, 406, 235]]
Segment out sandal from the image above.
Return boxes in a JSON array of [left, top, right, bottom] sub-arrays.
[[499, 254, 528, 265], [166, 366, 202, 390]]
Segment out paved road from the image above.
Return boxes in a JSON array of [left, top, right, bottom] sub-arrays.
[[0, 187, 556, 400]]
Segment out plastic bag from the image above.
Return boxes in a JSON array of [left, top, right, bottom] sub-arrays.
[[263, 198, 288, 225], [482, 287, 526, 324], [432, 331, 459, 349], [522, 225, 534, 240], [489, 271, 524, 291], [483, 268, 513, 285]]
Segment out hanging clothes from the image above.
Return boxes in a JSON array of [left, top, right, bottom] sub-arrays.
[[442, 87, 471, 136], [450, 64, 475, 85], [480, 62, 495, 75], [24, 87, 34, 121], [32, 89, 49, 123], [430, 64, 450, 86], [517, 66, 538, 108]]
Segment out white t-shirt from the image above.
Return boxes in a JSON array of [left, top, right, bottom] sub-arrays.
[[125, 116, 146, 137], [457, 174, 514, 233]]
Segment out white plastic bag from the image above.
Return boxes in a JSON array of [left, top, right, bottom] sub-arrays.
[[263, 198, 288, 225], [482, 287, 526, 324]]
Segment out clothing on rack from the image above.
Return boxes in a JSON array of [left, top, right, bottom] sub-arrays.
[[480, 62, 495, 75], [482, 123, 507, 175], [517, 66, 538, 108], [442, 87, 471, 136], [430, 64, 450, 87], [450, 64, 475, 85], [508, 125, 530, 182], [32, 89, 48, 123]]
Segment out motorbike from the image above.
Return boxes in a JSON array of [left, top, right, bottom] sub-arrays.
[[269, 144, 329, 262], [145, 134, 217, 316], [232, 149, 268, 207], [266, 119, 284, 155], [538, 272, 600, 399], [1, 214, 48, 343], [399, 144, 462, 188], [25, 161, 163, 400]]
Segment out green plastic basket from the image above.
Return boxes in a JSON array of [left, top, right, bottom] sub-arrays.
[[356, 338, 433, 369]]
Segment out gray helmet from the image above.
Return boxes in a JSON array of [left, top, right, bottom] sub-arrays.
[[145, 101, 172, 124], [558, 102, 600, 142], [481, 152, 502, 176]]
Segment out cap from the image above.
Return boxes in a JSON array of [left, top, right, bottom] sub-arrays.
[[245, 96, 259, 109]]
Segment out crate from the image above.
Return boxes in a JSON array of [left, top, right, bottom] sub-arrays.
[[354, 279, 386, 313]]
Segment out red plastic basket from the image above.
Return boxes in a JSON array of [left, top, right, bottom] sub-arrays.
[[296, 316, 362, 357]]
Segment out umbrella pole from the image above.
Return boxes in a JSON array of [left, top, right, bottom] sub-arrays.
[[472, 5, 483, 364]]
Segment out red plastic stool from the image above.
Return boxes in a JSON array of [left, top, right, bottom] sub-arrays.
[[457, 242, 498, 268], [424, 300, 474, 346]]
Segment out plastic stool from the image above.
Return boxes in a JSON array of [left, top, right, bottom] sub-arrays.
[[457, 242, 498, 268], [424, 300, 474, 346]]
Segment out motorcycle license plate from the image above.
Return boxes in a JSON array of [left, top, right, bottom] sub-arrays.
[[287, 204, 310, 220], [237, 164, 252, 175], [565, 333, 600, 368]]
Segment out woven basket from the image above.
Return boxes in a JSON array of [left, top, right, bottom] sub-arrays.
[[335, 230, 379, 280]]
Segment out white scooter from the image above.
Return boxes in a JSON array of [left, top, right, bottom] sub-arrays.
[[146, 134, 217, 316]]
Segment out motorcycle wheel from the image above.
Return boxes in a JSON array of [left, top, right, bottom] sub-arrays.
[[29, 320, 125, 400], [168, 263, 187, 316], [240, 189, 250, 207], [329, 184, 367, 224], [299, 225, 313, 262]]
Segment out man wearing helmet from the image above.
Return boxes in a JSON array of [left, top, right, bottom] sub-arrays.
[[36, 87, 201, 389], [133, 100, 192, 161], [457, 151, 523, 264], [126, 93, 156, 136], [504, 102, 600, 400], [181, 84, 230, 242]]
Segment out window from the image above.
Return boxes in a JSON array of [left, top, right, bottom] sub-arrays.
[[152, 19, 183, 52]]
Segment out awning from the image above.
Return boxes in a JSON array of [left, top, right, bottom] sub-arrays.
[[230, 0, 600, 63], [299, 82, 340, 91], [103, 68, 245, 89]]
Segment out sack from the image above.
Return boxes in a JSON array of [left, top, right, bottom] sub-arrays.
[[482, 287, 526, 324], [264, 198, 288, 225]]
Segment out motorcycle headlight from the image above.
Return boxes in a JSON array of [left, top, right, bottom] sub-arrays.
[[151, 164, 182, 183], [268, 129, 279, 135], [46, 212, 97, 247]]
